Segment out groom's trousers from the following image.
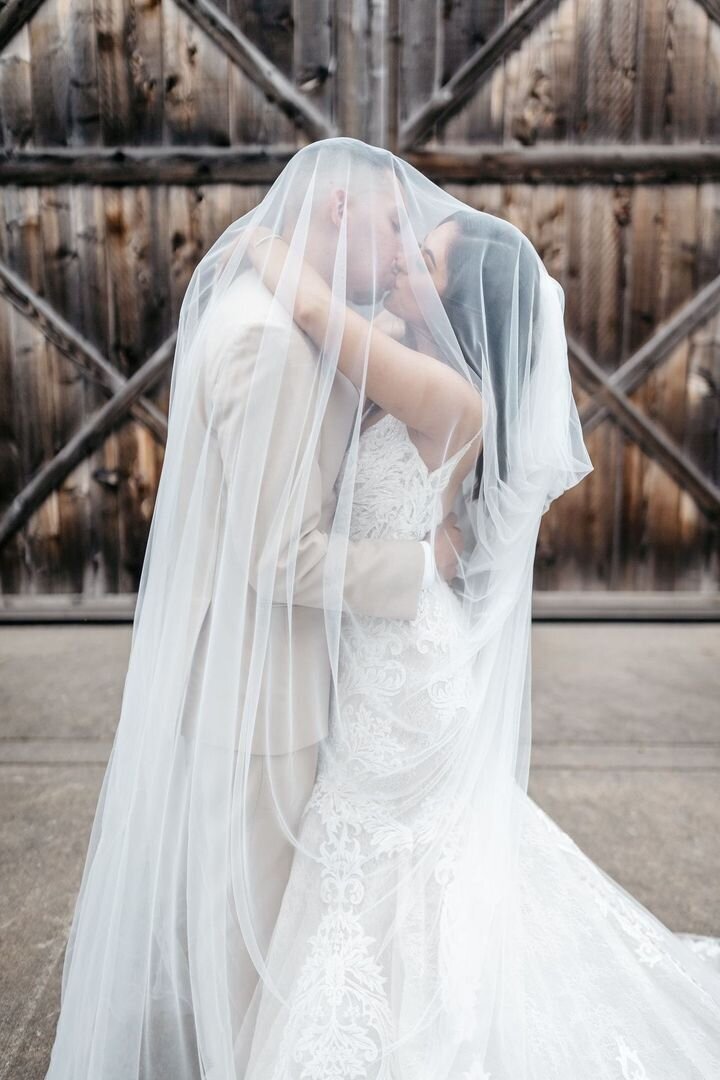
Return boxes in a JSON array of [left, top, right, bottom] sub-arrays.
[[180, 602, 320, 1052], [229, 741, 319, 1009]]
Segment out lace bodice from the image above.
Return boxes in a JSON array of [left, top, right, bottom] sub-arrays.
[[347, 412, 463, 541]]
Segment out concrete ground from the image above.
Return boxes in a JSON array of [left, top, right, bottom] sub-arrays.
[[1, 622, 718, 1078]]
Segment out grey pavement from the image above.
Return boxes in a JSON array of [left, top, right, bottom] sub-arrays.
[[1, 622, 719, 1078]]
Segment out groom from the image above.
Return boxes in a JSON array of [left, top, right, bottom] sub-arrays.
[[195, 141, 462, 1027]]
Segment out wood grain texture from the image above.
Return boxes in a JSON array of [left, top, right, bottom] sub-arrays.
[[0, 0, 719, 601]]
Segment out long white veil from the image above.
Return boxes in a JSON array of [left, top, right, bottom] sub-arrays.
[[45, 137, 595, 1079]]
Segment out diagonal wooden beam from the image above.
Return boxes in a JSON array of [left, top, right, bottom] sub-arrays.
[[568, 334, 720, 520], [580, 271, 720, 434], [400, 0, 560, 149], [0, 257, 168, 444], [0, 0, 45, 52], [174, 0, 336, 142], [0, 333, 176, 549]]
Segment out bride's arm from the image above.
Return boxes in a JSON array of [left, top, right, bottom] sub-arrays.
[[247, 229, 482, 449]]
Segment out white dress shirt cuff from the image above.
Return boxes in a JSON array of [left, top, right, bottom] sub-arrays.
[[420, 540, 435, 589]]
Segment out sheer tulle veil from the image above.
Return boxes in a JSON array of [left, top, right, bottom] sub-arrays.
[[45, 136, 595, 1078]]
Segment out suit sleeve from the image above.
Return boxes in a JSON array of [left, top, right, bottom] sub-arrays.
[[208, 320, 426, 621]]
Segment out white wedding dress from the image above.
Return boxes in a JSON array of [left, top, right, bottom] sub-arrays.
[[243, 411, 720, 1080]]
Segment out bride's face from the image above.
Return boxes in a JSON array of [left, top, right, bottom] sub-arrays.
[[383, 220, 459, 327]]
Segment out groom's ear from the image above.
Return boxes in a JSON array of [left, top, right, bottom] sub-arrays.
[[329, 188, 347, 228]]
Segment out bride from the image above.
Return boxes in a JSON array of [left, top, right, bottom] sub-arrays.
[[239, 165, 720, 1080], [44, 137, 720, 1079]]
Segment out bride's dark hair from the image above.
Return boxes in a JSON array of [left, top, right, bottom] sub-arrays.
[[437, 210, 541, 500]]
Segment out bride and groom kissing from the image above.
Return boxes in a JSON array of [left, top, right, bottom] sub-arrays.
[[193, 137, 486, 1029], [45, 137, 720, 1080]]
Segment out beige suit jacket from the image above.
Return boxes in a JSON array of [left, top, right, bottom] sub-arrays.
[[187, 268, 425, 755]]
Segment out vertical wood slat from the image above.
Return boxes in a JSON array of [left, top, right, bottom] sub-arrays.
[[292, 0, 334, 128], [0, 24, 33, 148], [335, 0, 379, 141], [3, 188, 62, 592], [129, 0, 164, 143], [94, 0, 133, 143], [636, 0, 671, 142], [640, 186, 696, 588], [163, 0, 230, 145], [673, 0, 712, 141], [441, 0, 531, 147], [707, 18, 720, 140], [225, 0, 298, 144], [227, 0, 294, 79], [335, 0, 357, 137], [27, 0, 71, 146], [0, 191, 20, 592], [104, 185, 170, 588], [74, 186, 113, 594], [398, 0, 437, 127], [620, 189, 660, 588], [571, 186, 618, 588], [37, 183, 90, 592], [67, 0, 101, 146]]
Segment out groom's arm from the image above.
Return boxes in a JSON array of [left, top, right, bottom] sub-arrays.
[[209, 320, 428, 621]]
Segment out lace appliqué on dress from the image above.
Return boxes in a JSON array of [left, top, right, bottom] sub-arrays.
[[268, 414, 476, 1080]]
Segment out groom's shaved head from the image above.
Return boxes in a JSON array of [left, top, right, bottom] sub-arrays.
[[277, 138, 409, 303], [280, 139, 403, 230]]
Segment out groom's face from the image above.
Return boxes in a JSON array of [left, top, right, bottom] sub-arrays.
[[337, 171, 404, 305]]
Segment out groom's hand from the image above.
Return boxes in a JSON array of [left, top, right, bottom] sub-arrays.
[[429, 513, 463, 582]]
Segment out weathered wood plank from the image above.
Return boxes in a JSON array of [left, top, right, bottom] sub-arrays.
[[291, 0, 335, 132], [5, 143, 720, 186], [103, 185, 170, 586], [174, 0, 334, 139], [0, 255, 167, 440], [581, 272, 720, 434], [0, 23, 33, 148], [569, 333, 720, 521], [94, 0, 132, 143], [397, 0, 437, 129], [3, 187, 63, 592], [66, 0, 100, 145], [227, 0, 293, 79], [27, 0, 71, 146], [566, 184, 617, 589], [400, 0, 561, 148], [38, 182, 92, 592], [129, 0, 163, 143], [639, 186, 697, 587], [405, 144, 720, 183], [163, 0, 230, 146], [0, 332, 175, 550], [74, 184, 115, 595]]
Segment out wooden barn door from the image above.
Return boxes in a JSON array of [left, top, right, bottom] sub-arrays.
[[1, 0, 719, 618]]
